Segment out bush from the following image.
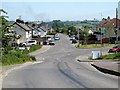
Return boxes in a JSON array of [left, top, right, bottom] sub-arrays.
[[47, 31, 56, 35], [2, 45, 42, 66], [30, 56, 36, 61], [2, 50, 36, 66]]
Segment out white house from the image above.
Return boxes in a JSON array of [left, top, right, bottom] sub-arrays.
[[11, 19, 32, 44]]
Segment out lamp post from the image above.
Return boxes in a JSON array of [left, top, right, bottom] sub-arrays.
[[99, 28, 102, 57], [77, 28, 80, 47]]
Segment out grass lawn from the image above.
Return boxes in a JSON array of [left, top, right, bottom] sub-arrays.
[[101, 53, 120, 60], [78, 44, 116, 49]]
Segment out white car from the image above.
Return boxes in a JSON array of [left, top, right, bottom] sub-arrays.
[[54, 37, 60, 40], [23, 40, 37, 46]]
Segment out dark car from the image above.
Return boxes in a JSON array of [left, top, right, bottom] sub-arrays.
[[108, 45, 120, 53], [72, 39, 77, 44], [43, 41, 48, 45], [49, 40, 55, 45]]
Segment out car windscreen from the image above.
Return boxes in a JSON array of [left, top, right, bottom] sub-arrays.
[[27, 41, 35, 43]]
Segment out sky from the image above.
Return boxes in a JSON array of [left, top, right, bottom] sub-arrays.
[[1, 1, 120, 21]]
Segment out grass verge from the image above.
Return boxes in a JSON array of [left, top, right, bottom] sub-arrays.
[[29, 45, 42, 52], [89, 53, 120, 60], [78, 44, 116, 49], [101, 53, 120, 60]]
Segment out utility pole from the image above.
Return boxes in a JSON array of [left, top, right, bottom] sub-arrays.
[[100, 13, 103, 47], [77, 28, 80, 47], [99, 13, 103, 57], [115, 8, 118, 44]]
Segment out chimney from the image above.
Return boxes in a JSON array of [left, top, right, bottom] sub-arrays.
[[25, 22, 29, 25], [32, 24, 35, 28], [16, 19, 24, 24]]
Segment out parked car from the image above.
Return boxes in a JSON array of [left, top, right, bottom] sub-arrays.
[[108, 45, 120, 53], [54, 36, 60, 40], [72, 39, 77, 44], [43, 41, 49, 45], [23, 40, 37, 46], [49, 40, 55, 45], [70, 36, 75, 40]]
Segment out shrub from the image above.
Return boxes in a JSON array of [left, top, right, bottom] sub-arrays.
[[30, 56, 36, 61], [1, 50, 33, 66]]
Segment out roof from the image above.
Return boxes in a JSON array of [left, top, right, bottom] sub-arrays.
[[14, 22, 31, 31], [38, 27, 47, 32], [96, 18, 120, 28]]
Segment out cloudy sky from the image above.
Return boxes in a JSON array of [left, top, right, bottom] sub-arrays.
[[1, 0, 119, 21]]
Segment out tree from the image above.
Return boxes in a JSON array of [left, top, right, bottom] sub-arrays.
[[102, 18, 107, 21], [83, 31, 89, 45], [0, 9, 7, 14], [0, 9, 15, 54], [68, 26, 77, 35], [52, 20, 64, 33], [107, 16, 110, 20]]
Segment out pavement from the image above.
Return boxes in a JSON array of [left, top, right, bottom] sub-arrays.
[[76, 52, 120, 77]]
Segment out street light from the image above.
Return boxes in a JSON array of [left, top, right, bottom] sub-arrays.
[[77, 28, 80, 47], [99, 28, 102, 57]]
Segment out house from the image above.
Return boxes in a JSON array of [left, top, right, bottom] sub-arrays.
[[37, 27, 47, 37], [96, 18, 120, 43], [26, 24, 48, 45], [10, 19, 32, 44]]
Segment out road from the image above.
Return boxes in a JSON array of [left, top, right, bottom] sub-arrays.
[[2, 34, 118, 88]]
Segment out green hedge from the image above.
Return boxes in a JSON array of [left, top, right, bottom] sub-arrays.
[[2, 50, 36, 66]]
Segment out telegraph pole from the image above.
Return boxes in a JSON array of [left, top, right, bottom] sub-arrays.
[[78, 28, 80, 47], [100, 13, 103, 57], [115, 8, 118, 44], [100, 13, 103, 47]]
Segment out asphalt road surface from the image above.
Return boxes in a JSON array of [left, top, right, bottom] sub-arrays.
[[2, 34, 118, 88]]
